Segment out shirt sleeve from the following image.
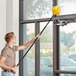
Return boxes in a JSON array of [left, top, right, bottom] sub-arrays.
[[1, 48, 8, 59]]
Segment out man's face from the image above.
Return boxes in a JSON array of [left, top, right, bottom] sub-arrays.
[[11, 34, 17, 44]]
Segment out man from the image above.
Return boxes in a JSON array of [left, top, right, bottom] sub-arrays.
[[0, 32, 40, 76]]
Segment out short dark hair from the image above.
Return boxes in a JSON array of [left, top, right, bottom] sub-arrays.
[[5, 32, 14, 43]]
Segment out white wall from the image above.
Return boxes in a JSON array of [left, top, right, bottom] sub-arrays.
[[13, 0, 19, 76], [0, 0, 19, 76], [6, 0, 13, 32], [0, 0, 6, 75], [0, 0, 6, 54]]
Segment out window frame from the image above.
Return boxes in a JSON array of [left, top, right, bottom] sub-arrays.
[[19, 0, 76, 76]]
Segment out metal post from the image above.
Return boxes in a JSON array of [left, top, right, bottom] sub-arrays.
[[35, 21, 40, 76], [19, 0, 23, 76], [53, 20, 60, 76], [53, 0, 60, 76]]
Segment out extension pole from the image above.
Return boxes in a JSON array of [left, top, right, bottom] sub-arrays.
[[17, 16, 54, 66]]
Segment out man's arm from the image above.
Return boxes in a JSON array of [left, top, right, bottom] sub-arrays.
[[0, 56, 18, 72], [16, 34, 40, 51]]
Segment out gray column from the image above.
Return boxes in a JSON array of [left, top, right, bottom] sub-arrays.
[[53, 0, 60, 76], [35, 22, 40, 76]]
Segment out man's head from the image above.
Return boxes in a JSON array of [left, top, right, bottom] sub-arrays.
[[5, 32, 16, 44]]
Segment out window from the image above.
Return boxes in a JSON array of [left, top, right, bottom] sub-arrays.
[[23, 24, 35, 76], [60, 74, 76, 76], [19, 0, 76, 76], [40, 22, 53, 76], [58, 0, 76, 15], [23, 0, 52, 20], [60, 23, 76, 71]]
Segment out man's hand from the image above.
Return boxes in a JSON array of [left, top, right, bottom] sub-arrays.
[[35, 34, 41, 39], [11, 65, 18, 72], [0, 56, 18, 73]]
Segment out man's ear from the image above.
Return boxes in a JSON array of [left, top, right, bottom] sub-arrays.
[[0, 56, 1, 59], [10, 38, 12, 42]]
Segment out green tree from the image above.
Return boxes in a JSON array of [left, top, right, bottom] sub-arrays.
[[60, 31, 75, 49], [40, 26, 52, 42], [24, 0, 52, 19], [28, 26, 52, 43]]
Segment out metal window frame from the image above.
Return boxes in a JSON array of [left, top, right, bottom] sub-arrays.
[[19, 0, 24, 76], [20, 14, 76, 24], [35, 21, 40, 76], [19, 0, 76, 76], [55, 70, 76, 74], [53, 0, 60, 76]]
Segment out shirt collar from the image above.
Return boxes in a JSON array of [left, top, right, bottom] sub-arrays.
[[6, 44, 13, 49]]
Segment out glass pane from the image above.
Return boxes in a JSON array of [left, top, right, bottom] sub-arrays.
[[23, 0, 52, 20], [58, 0, 76, 15], [60, 23, 76, 71], [40, 22, 53, 76], [23, 24, 35, 76], [60, 74, 76, 76]]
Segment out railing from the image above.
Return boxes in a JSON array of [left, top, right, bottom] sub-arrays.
[[20, 14, 76, 24]]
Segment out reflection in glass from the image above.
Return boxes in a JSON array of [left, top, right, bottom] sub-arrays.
[[23, 24, 35, 76], [40, 22, 53, 76], [58, 0, 76, 15], [23, 0, 52, 20], [60, 23, 76, 71], [60, 74, 76, 76]]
